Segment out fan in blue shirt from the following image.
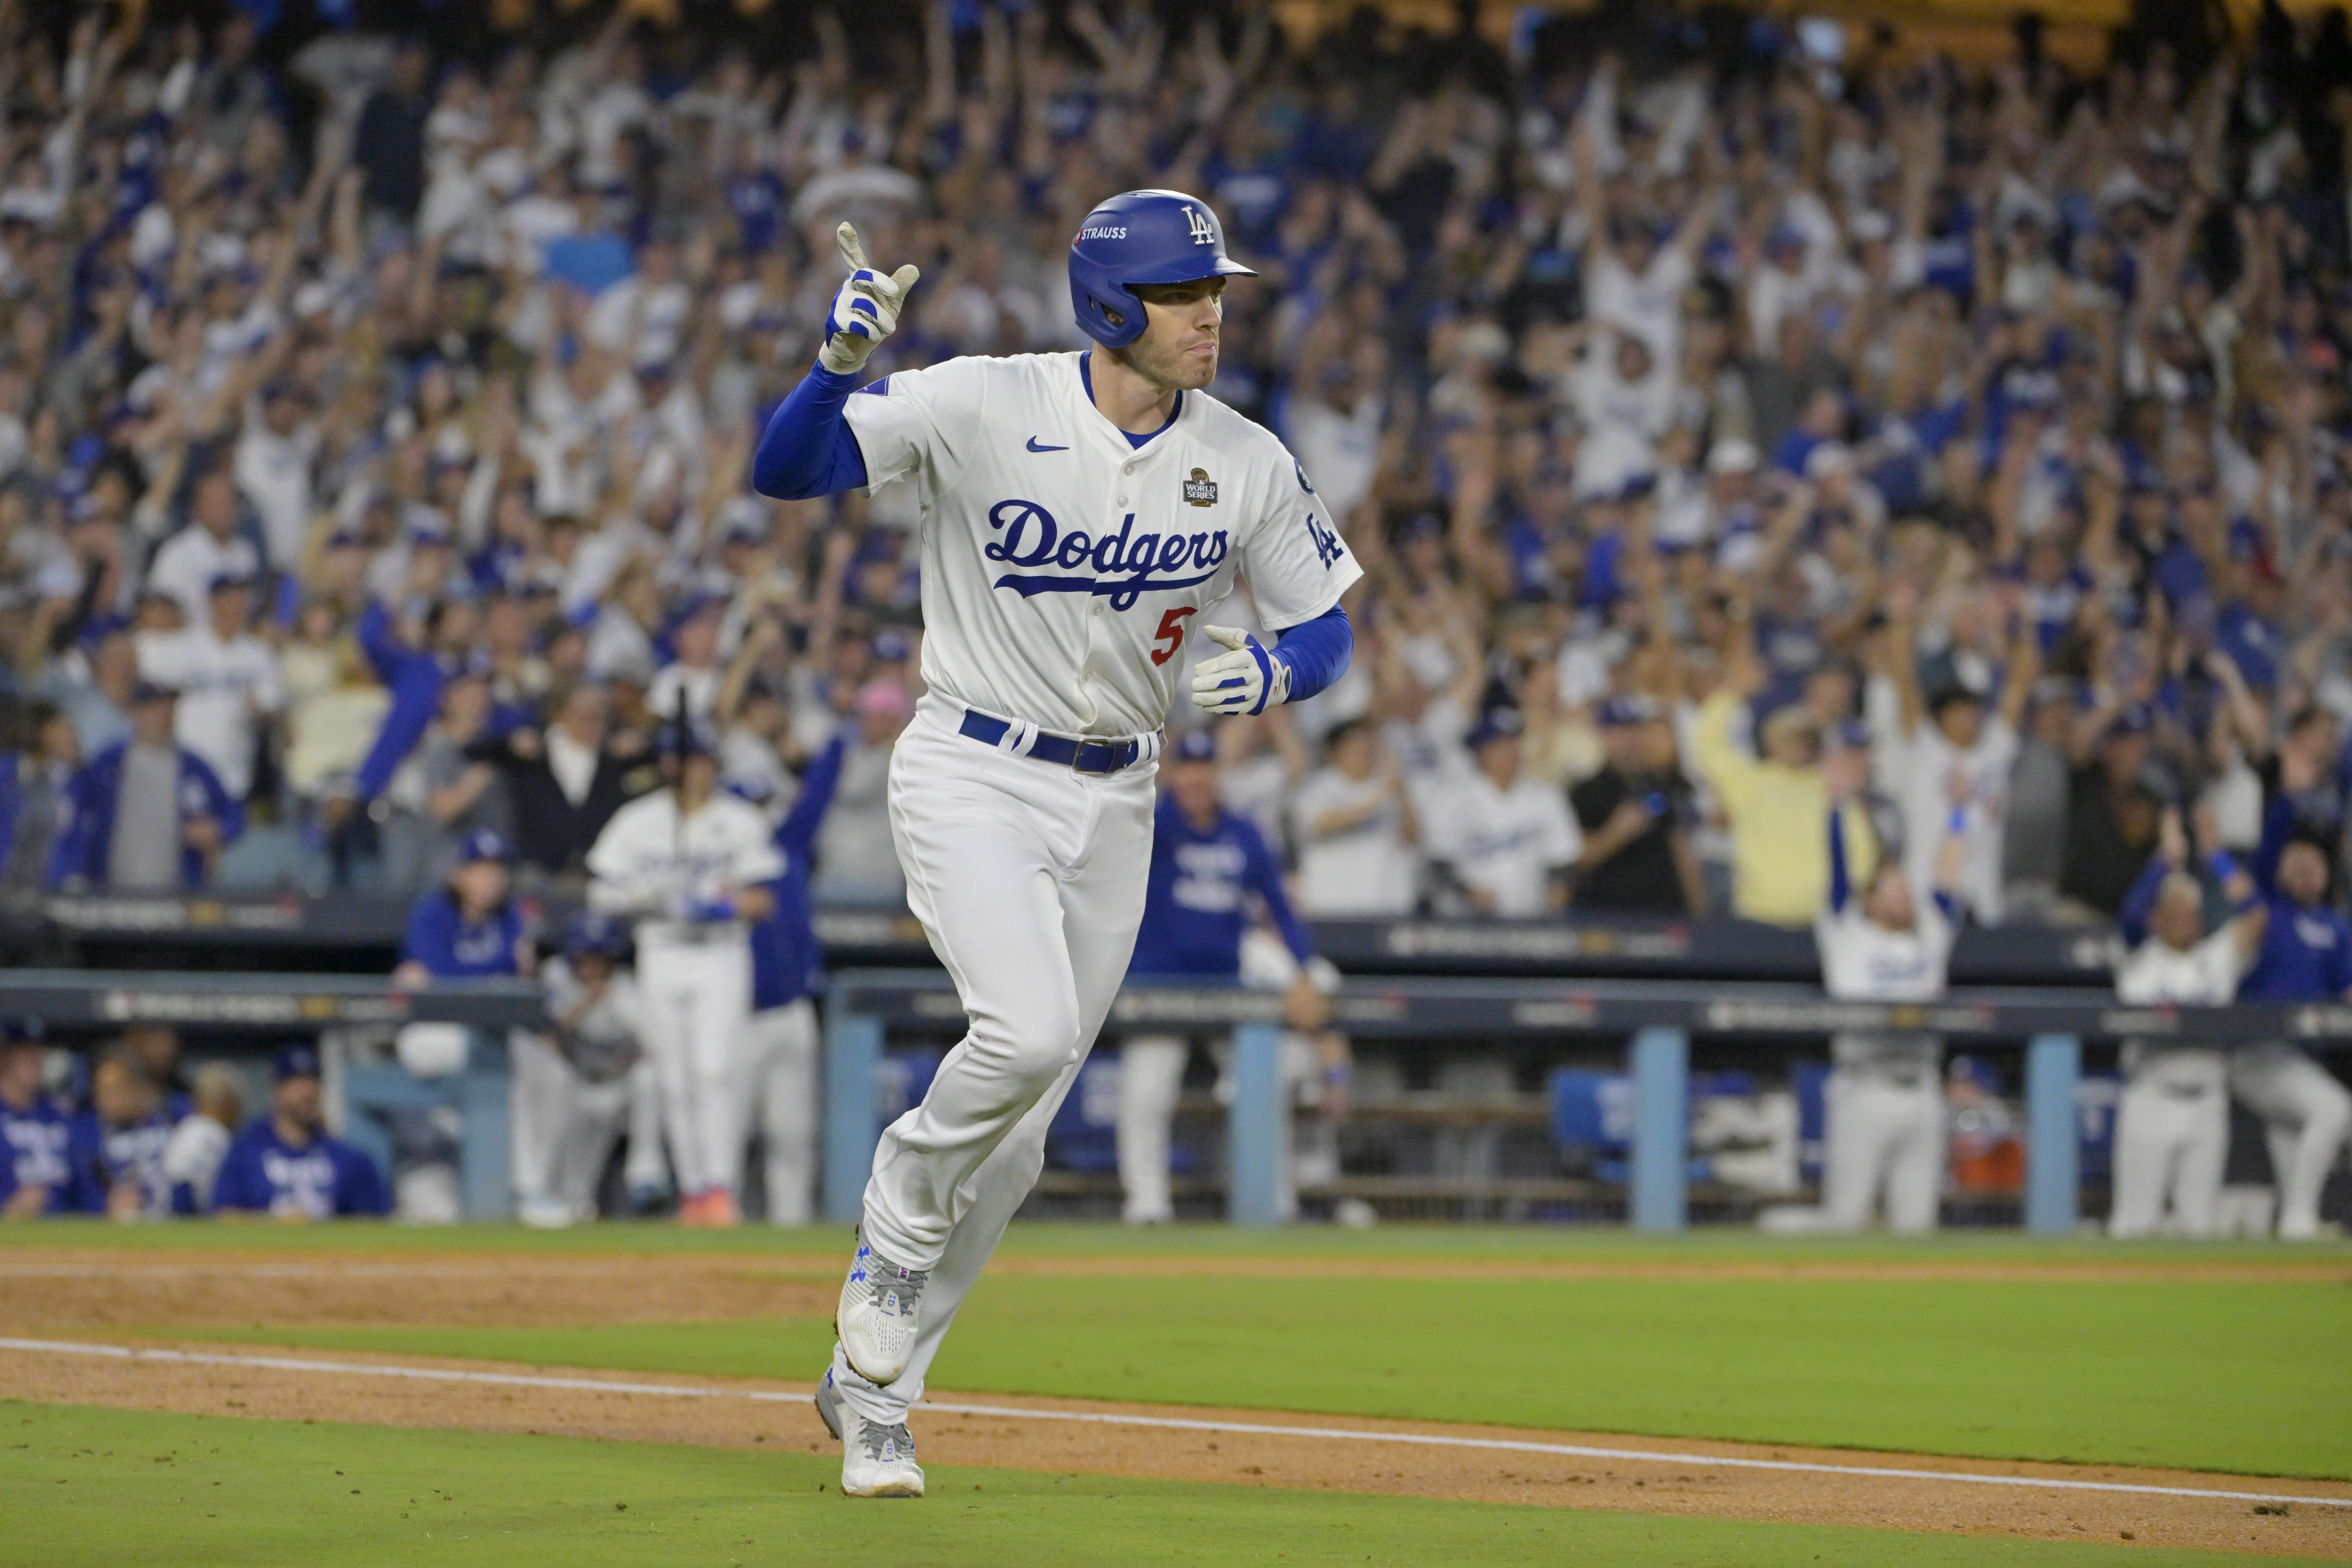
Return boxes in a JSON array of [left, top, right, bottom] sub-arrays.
[[0, 1033, 71, 1219], [213, 1044, 390, 1220]]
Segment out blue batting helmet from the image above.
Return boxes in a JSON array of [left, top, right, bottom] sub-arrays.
[[1068, 189, 1257, 349], [563, 909, 630, 962]]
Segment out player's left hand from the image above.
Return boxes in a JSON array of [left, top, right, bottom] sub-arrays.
[[1190, 625, 1291, 716], [818, 223, 921, 376]]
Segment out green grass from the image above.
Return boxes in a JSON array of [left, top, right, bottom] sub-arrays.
[[1, 1402, 2318, 1568], [8, 1217, 2346, 1268], [18, 1223, 2350, 1480], [183, 1270, 2352, 1482]]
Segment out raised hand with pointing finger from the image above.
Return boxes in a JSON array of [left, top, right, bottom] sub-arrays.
[[819, 223, 922, 376]]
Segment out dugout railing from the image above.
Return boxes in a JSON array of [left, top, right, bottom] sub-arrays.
[[824, 970, 2352, 1232]]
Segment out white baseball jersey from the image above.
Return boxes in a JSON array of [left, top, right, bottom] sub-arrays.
[[1421, 768, 1582, 917], [2114, 926, 2243, 1086], [1816, 900, 1954, 1072], [585, 789, 785, 948], [840, 351, 1363, 736], [137, 626, 283, 799]]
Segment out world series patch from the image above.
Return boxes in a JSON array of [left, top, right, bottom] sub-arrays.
[[1183, 468, 1219, 507]]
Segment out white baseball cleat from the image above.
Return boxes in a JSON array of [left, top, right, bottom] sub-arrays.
[[835, 1234, 927, 1385], [816, 1365, 925, 1498]]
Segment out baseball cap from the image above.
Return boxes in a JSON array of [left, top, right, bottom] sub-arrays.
[[1466, 707, 1525, 750], [563, 909, 629, 960], [208, 570, 253, 595], [273, 1043, 322, 1082], [1597, 696, 1657, 728], [455, 828, 512, 865], [1169, 729, 1218, 764]]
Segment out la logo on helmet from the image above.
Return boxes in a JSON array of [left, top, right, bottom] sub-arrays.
[[1185, 207, 1214, 244]]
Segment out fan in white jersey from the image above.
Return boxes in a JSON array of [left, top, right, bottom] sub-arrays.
[[750, 192, 1361, 1499], [2108, 806, 2267, 1238], [1811, 778, 1966, 1234], [584, 717, 780, 1229]]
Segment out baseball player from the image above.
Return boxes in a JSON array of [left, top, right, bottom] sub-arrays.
[[522, 911, 652, 1228], [2108, 807, 2266, 1238], [736, 727, 848, 1226], [586, 718, 782, 1228], [1813, 784, 1966, 1233], [1117, 729, 1346, 1226], [0, 1030, 70, 1219], [752, 191, 1359, 1497], [2229, 774, 2352, 1240]]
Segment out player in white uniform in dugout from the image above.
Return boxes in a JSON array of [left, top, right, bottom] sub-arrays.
[[1809, 772, 1968, 1233], [2108, 807, 2268, 1238], [751, 192, 1361, 1496]]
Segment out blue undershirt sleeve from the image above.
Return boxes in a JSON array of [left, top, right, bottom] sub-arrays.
[[1268, 604, 1351, 704], [750, 363, 871, 500], [1826, 808, 1852, 915]]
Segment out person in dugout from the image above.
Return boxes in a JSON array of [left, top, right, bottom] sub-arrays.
[[1117, 729, 1349, 1226], [213, 1044, 390, 1220]]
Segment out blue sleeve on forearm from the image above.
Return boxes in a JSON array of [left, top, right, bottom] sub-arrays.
[[777, 733, 849, 855], [1270, 604, 1351, 704], [2118, 855, 2170, 947], [1826, 807, 1850, 914], [2252, 792, 2294, 895], [751, 363, 871, 500], [352, 662, 443, 804], [1251, 828, 1315, 964]]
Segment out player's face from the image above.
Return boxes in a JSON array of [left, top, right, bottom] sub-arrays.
[[1166, 757, 1221, 818], [1864, 865, 1917, 930], [1123, 278, 1227, 392], [452, 859, 509, 913], [275, 1074, 323, 1132], [2280, 842, 2330, 906], [2152, 885, 2204, 950]]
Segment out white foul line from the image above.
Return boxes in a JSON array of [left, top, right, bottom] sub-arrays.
[[3, 1336, 2345, 1511]]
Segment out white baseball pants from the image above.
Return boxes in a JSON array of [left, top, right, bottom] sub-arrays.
[[637, 934, 752, 1199], [832, 700, 1154, 1432], [738, 998, 820, 1225], [2229, 1043, 2352, 1240], [1116, 1036, 1190, 1226], [1117, 1031, 1323, 1225], [2108, 1064, 2226, 1239], [509, 1029, 571, 1206], [1821, 1068, 1944, 1233], [622, 1058, 668, 1196]]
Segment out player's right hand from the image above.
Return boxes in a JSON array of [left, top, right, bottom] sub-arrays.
[[818, 223, 921, 376]]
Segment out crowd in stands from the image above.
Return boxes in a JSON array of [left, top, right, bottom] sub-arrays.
[[0, 0, 2346, 956]]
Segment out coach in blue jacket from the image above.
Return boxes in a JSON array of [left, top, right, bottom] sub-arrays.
[[50, 682, 241, 890], [1117, 729, 1344, 1224], [736, 728, 847, 1225]]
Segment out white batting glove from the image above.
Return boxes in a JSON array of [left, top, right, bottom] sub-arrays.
[[1190, 624, 1291, 716], [818, 222, 921, 375]]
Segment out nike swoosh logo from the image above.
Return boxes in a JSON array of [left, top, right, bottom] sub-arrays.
[[1026, 437, 1069, 452]]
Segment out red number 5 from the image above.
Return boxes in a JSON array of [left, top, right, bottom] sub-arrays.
[[1149, 606, 1197, 666]]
